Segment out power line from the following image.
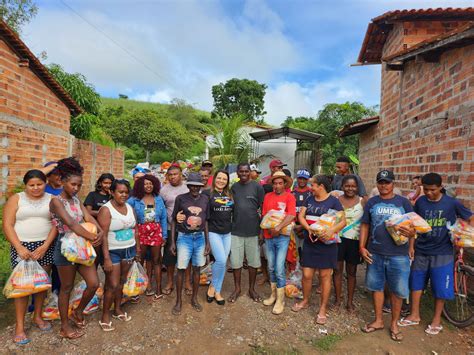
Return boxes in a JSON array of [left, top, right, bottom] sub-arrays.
[[58, 0, 171, 85]]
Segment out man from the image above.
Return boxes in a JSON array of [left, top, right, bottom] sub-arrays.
[[260, 159, 286, 186], [199, 167, 211, 190], [160, 165, 192, 295], [261, 171, 296, 315], [332, 157, 367, 200], [359, 170, 416, 342], [291, 169, 312, 257], [398, 173, 473, 335], [170, 173, 210, 315], [249, 164, 261, 182], [41, 162, 62, 195], [229, 163, 265, 303], [202, 160, 214, 186]]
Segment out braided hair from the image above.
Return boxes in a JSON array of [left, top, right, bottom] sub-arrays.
[[56, 157, 84, 181]]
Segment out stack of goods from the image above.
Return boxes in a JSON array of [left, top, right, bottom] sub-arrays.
[[42, 292, 59, 320], [448, 219, 474, 248], [3, 260, 51, 299], [61, 222, 97, 266], [68, 280, 104, 314], [385, 212, 431, 246], [260, 209, 294, 235], [123, 261, 149, 297], [307, 209, 344, 244], [285, 262, 303, 299]]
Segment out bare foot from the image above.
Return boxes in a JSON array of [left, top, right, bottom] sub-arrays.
[[346, 303, 356, 314], [228, 290, 241, 303], [248, 289, 262, 302], [172, 303, 181, 316]]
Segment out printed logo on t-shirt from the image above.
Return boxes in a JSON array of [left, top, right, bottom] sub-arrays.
[[421, 209, 446, 237], [370, 202, 404, 245], [187, 206, 202, 230], [115, 229, 134, 241]]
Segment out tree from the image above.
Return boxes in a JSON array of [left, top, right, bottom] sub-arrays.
[[0, 0, 37, 33], [282, 102, 378, 173], [211, 78, 267, 123]]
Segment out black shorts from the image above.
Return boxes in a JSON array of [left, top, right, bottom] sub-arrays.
[[337, 238, 362, 265], [162, 230, 177, 266]]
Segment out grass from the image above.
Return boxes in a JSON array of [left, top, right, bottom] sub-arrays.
[[310, 335, 342, 352], [245, 345, 302, 355]]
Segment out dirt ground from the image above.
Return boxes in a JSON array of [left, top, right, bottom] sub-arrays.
[[0, 267, 473, 354]]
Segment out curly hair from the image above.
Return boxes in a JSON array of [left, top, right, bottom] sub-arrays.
[[56, 157, 84, 181], [95, 173, 115, 192], [132, 175, 161, 199]]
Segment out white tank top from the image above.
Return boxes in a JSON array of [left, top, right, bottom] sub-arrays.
[[14, 192, 52, 242], [104, 201, 136, 250]]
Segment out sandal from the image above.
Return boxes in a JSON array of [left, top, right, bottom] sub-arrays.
[[59, 329, 84, 339], [69, 312, 86, 329], [390, 330, 403, 342], [397, 317, 420, 327], [315, 314, 327, 325], [34, 321, 52, 332], [145, 289, 155, 296], [425, 325, 443, 335], [98, 321, 115, 332], [130, 296, 140, 304], [112, 312, 132, 322], [153, 293, 164, 301], [291, 302, 308, 312], [162, 288, 173, 295], [13, 335, 31, 345], [185, 288, 193, 296], [361, 324, 384, 333]]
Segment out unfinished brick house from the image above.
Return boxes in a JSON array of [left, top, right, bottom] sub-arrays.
[[340, 8, 474, 210], [0, 20, 124, 203]]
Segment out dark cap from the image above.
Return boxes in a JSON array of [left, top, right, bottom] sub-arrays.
[[376, 170, 395, 183], [201, 160, 213, 167], [186, 172, 205, 186]]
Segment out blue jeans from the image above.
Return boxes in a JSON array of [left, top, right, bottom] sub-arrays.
[[265, 235, 290, 288], [209, 232, 231, 293], [366, 253, 410, 299], [176, 232, 205, 269]]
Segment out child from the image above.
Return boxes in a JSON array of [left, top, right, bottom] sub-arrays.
[[398, 173, 473, 335]]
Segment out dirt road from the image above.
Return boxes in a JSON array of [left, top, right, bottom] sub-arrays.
[[0, 270, 472, 354]]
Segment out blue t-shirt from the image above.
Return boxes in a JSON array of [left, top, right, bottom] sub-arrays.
[[45, 184, 62, 196], [361, 195, 413, 256], [414, 195, 472, 256], [303, 195, 343, 217]]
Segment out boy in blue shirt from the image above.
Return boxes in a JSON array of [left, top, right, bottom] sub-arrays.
[[398, 173, 473, 335]]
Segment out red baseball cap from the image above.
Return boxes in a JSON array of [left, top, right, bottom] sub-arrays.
[[269, 159, 287, 169]]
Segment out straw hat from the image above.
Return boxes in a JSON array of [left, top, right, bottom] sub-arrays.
[[268, 171, 293, 189]]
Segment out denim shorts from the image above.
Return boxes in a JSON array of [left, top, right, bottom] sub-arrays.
[[109, 245, 136, 265], [176, 231, 205, 269], [365, 253, 410, 299]]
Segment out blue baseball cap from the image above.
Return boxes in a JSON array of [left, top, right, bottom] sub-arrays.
[[296, 169, 311, 180], [132, 166, 150, 176]]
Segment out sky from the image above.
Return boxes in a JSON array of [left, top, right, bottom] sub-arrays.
[[23, 0, 473, 125]]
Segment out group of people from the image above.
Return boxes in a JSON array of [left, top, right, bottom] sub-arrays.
[[3, 155, 473, 344]]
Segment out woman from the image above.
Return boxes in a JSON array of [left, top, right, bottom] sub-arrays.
[[204, 170, 233, 305], [292, 175, 346, 325], [128, 175, 167, 299], [49, 157, 103, 339], [3, 170, 57, 344], [84, 173, 114, 218], [333, 175, 364, 312], [98, 179, 139, 331]]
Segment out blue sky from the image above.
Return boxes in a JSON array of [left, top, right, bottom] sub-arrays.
[[24, 0, 473, 125]]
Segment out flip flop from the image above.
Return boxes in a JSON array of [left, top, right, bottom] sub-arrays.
[[130, 296, 140, 304], [390, 330, 403, 342], [361, 324, 384, 333], [425, 325, 443, 335], [34, 321, 53, 332], [98, 321, 115, 332], [13, 335, 31, 345], [59, 329, 84, 339], [153, 293, 164, 301], [145, 289, 155, 296], [397, 317, 420, 327], [112, 312, 132, 322], [162, 288, 173, 295], [291, 302, 309, 312], [315, 314, 327, 325], [69, 312, 86, 329], [185, 288, 193, 296]]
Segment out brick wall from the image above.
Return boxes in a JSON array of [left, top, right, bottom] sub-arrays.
[[0, 38, 124, 203], [358, 28, 474, 210]]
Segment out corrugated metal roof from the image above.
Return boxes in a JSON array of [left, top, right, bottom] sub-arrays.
[[249, 127, 323, 142], [357, 8, 474, 64], [0, 20, 82, 115], [338, 116, 379, 137]]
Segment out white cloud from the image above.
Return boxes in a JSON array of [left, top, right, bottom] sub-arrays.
[[132, 90, 173, 104]]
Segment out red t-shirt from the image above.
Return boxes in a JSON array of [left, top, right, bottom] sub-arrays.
[[262, 192, 296, 239]]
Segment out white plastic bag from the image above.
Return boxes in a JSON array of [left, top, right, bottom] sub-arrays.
[[3, 260, 51, 299]]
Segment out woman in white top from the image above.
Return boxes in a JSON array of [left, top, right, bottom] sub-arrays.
[[2, 170, 57, 344], [333, 175, 365, 313], [97, 179, 139, 331]]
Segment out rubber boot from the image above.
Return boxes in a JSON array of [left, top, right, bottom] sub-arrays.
[[272, 287, 285, 315], [263, 282, 277, 306]]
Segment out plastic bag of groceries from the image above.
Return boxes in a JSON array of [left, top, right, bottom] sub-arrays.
[[285, 262, 303, 299], [123, 261, 149, 297], [68, 280, 103, 314], [61, 223, 97, 266], [447, 218, 474, 248], [260, 206, 294, 236], [42, 291, 59, 320], [3, 260, 51, 299], [308, 209, 343, 244], [385, 212, 431, 246]]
